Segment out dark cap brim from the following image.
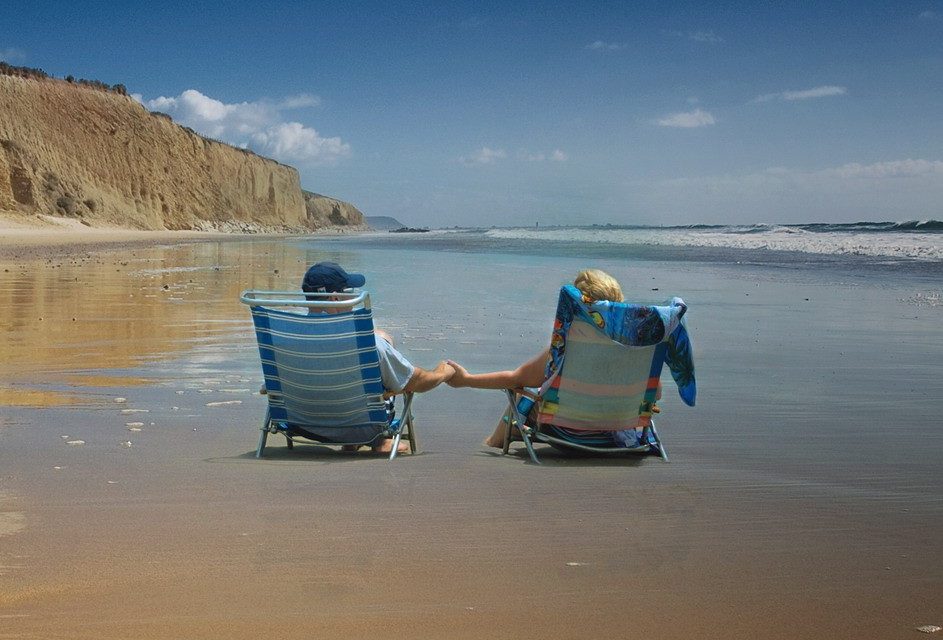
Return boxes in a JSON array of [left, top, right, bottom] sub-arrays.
[[346, 273, 366, 288]]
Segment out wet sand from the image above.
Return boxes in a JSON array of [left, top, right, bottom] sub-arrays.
[[1, 233, 941, 639]]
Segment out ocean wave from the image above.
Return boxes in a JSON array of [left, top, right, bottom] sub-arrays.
[[485, 225, 943, 261]]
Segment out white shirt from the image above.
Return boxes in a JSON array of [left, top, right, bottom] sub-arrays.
[[376, 336, 415, 393]]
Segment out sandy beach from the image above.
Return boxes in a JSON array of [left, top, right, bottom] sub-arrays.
[[1, 228, 941, 639]]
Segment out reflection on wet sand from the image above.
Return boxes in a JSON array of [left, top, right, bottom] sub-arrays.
[[0, 238, 333, 405]]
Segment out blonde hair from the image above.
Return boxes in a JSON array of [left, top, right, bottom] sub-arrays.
[[574, 269, 623, 303]]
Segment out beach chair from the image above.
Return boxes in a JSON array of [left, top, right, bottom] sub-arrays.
[[500, 285, 696, 464], [239, 290, 417, 460]]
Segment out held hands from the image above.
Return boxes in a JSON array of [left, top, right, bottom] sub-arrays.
[[445, 360, 470, 387], [435, 360, 456, 382]]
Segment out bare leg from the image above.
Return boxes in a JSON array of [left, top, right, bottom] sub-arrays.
[[483, 420, 507, 448]]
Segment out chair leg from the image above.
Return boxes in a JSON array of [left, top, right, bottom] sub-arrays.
[[650, 421, 669, 462], [502, 391, 515, 455], [402, 392, 418, 454], [520, 426, 540, 464], [256, 409, 270, 458], [503, 390, 540, 463], [388, 432, 403, 461]]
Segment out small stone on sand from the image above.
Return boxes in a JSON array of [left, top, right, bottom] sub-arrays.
[[120, 441, 132, 447], [114, 397, 127, 403], [917, 626, 941, 634], [126, 422, 144, 427], [66, 440, 85, 446]]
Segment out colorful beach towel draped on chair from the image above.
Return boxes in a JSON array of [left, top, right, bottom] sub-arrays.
[[537, 285, 696, 434]]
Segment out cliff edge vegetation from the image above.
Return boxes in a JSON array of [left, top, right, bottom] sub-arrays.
[[0, 66, 364, 232]]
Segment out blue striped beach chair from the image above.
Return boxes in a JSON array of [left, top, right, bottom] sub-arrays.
[[501, 285, 696, 464], [240, 290, 416, 460]]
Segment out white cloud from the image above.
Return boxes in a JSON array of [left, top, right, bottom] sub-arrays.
[[587, 40, 625, 51], [460, 147, 507, 165], [138, 89, 348, 165], [820, 159, 943, 179], [919, 10, 939, 20], [656, 108, 715, 128], [754, 85, 847, 103], [279, 93, 322, 109], [520, 149, 568, 162], [633, 158, 943, 224], [251, 122, 350, 164]]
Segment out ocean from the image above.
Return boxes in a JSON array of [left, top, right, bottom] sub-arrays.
[[315, 220, 943, 272]]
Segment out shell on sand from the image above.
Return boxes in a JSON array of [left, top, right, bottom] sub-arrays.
[[125, 422, 144, 427], [114, 397, 127, 403], [66, 440, 85, 445], [120, 409, 149, 414], [206, 400, 242, 407], [917, 626, 942, 634]]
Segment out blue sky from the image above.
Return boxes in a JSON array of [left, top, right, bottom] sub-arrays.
[[3, 1, 942, 226]]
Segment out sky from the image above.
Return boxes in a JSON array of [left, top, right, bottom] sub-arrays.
[[2, 1, 942, 227]]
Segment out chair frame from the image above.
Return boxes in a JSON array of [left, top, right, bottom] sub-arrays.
[[499, 389, 668, 464], [240, 290, 418, 460]]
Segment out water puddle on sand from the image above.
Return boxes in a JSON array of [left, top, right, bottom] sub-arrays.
[[0, 512, 26, 537], [0, 492, 26, 537], [0, 386, 85, 407]]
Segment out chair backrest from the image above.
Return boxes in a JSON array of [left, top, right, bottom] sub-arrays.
[[537, 286, 688, 432], [241, 291, 389, 439]]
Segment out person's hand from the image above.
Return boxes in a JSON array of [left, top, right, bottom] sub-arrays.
[[445, 359, 469, 387], [436, 360, 455, 381]]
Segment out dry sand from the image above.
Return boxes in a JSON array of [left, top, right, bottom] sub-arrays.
[[0, 228, 940, 639]]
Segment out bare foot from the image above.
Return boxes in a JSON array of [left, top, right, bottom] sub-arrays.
[[372, 438, 410, 454]]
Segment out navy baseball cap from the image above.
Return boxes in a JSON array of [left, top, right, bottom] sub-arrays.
[[301, 262, 366, 293]]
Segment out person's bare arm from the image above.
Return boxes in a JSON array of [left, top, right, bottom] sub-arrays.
[[446, 349, 549, 390], [402, 360, 455, 393]]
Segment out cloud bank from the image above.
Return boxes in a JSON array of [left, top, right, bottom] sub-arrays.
[[461, 147, 568, 165], [656, 108, 715, 128], [754, 85, 847, 103], [633, 158, 943, 224], [134, 89, 350, 165]]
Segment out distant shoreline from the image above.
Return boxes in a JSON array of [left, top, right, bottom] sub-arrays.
[[0, 212, 367, 260]]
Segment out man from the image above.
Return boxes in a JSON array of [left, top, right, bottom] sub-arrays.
[[301, 262, 454, 395]]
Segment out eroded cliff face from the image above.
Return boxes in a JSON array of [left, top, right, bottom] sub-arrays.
[[0, 74, 362, 231], [303, 191, 366, 229]]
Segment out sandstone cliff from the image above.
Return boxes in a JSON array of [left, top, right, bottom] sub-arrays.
[[303, 191, 366, 229], [0, 72, 363, 232]]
